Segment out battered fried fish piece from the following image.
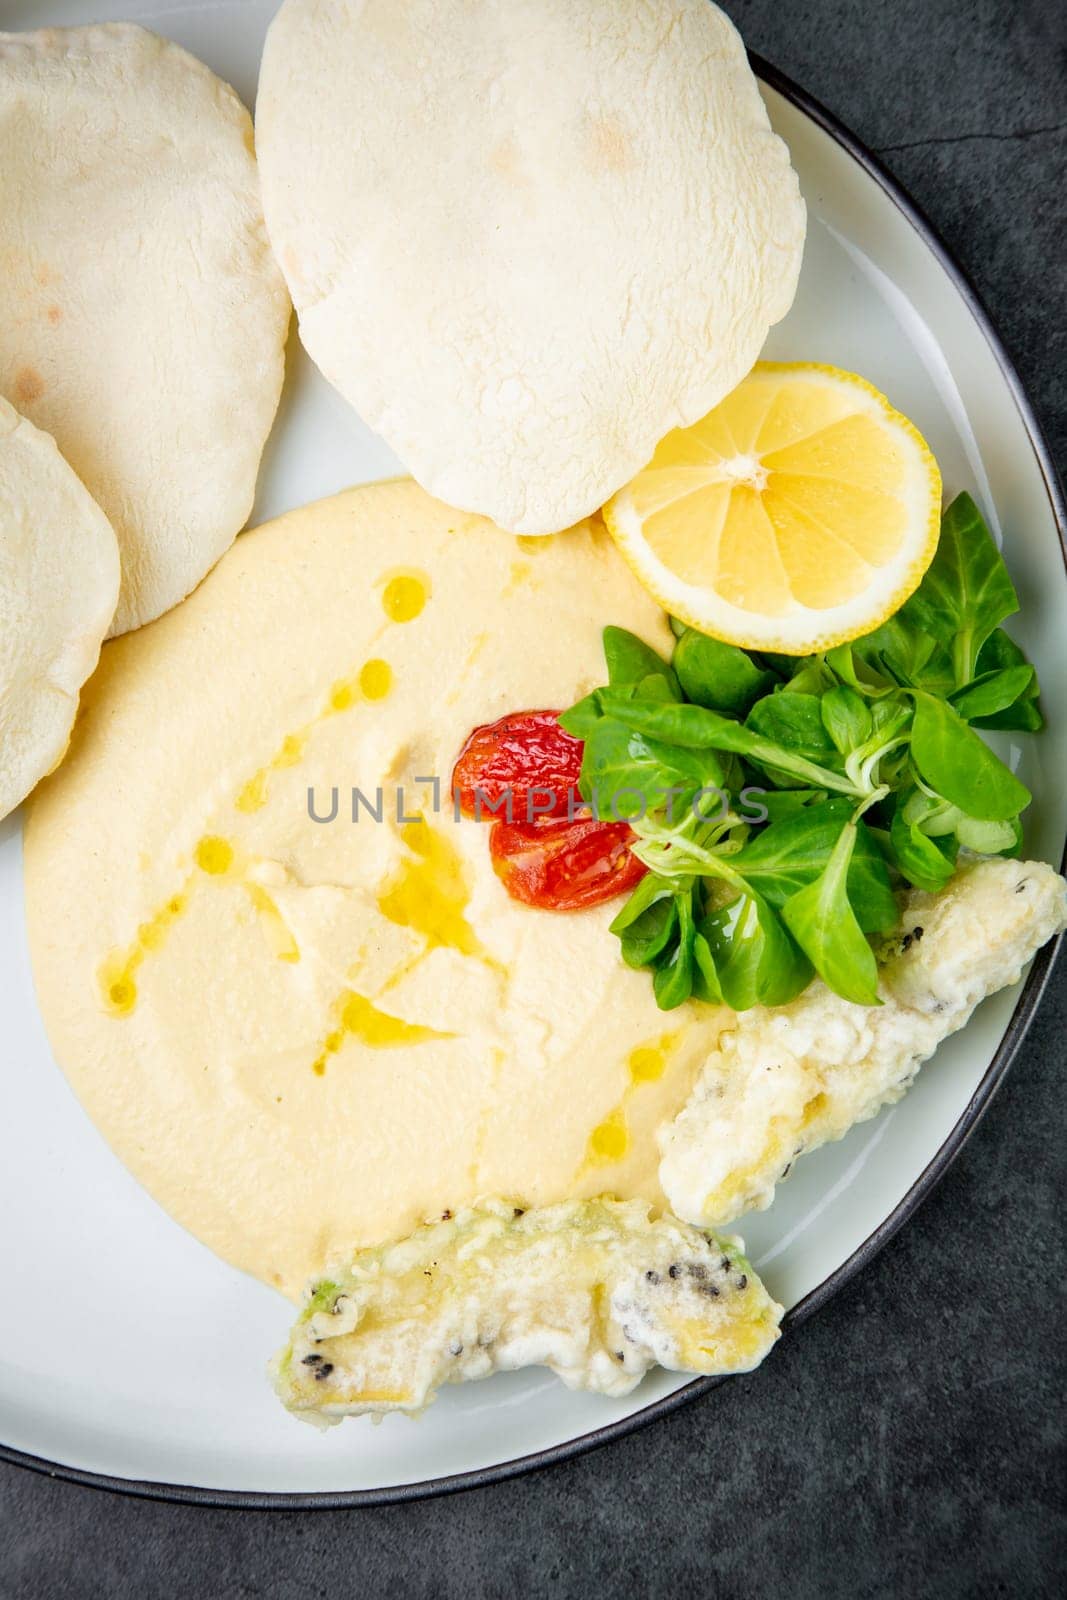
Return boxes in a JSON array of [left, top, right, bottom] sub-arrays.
[[273, 1198, 781, 1425], [659, 857, 1066, 1227]]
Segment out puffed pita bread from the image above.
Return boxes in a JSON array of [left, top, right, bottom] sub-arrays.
[[257, 0, 805, 534], [0, 24, 290, 635], [0, 396, 119, 820]]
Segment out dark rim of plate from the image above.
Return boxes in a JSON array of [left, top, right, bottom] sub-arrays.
[[2, 50, 1064, 1512]]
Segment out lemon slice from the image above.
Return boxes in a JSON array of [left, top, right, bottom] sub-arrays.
[[603, 362, 942, 653]]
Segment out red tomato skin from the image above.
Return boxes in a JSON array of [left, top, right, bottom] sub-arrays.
[[451, 711, 583, 820], [489, 816, 647, 912]]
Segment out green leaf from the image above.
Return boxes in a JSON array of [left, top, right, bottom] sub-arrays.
[[954, 815, 1020, 854], [652, 894, 696, 1010], [634, 673, 679, 703], [603, 627, 680, 697], [730, 800, 898, 931], [852, 609, 939, 686], [903, 493, 1018, 685], [975, 627, 1037, 681], [671, 629, 775, 717], [851, 498, 1021, 693], [610, 874, 680, 968], [781, 822, 881, 1006], [702, 891, 812, 1010], [609, 871, 675, 934], [579, 717, 727, 820], [562, 660, 682, 744], [949, 665, 1036, 721], [888, 800, 957, 892], [910, 643, 959, 698], [969, 628, 1044, 731], [821, 685, 873, 756], [601, 695, 858, 796], [620, 907, 678, 969], [761, 651, 818, 679], [972, 699, 1045, 734], [909, 691, 1031, 822], [690, 929, 724, 1005], [746, 692, 839, 765], [755, 789, 826, 823], [870, 695, 913, 740], [825, 642, 888, 694], [558, 690, 606, 739], [785, 660, 839, 697]]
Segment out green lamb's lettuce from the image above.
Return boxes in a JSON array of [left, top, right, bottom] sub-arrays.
[[563, 493, 1043, 1012]]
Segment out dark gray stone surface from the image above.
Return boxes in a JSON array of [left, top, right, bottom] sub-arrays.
[[1, 1, 1064, 1595]]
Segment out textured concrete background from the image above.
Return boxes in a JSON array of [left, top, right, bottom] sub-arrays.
[[1, 1, 1065, 1595]]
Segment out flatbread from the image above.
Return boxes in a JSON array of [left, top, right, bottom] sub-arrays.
[[0, 24, 290, 635], [257, 0, 805, 534], [0, 395, 119, 821]]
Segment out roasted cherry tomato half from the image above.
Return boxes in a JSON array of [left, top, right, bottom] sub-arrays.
[[451, 709, 583, 821], [489, 816, 647, 912]]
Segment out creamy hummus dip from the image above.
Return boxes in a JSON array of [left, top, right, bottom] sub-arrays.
[[25, 481, 727, 1298]]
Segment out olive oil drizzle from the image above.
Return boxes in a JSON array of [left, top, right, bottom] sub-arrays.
[[581, 1033, 680, 1171], [380, 570, 429, 623], [311, 989, 452, 1077], [95, 567, 430, 1019], [311, 820, 504, 1075], [98, 887, 193, 1017], [98, 837, 303, 1014], [377, 821, 493, 966], [234, 651, 394, 817]]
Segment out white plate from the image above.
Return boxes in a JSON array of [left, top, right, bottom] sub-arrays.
[[1, 0, 1064, 1507]]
